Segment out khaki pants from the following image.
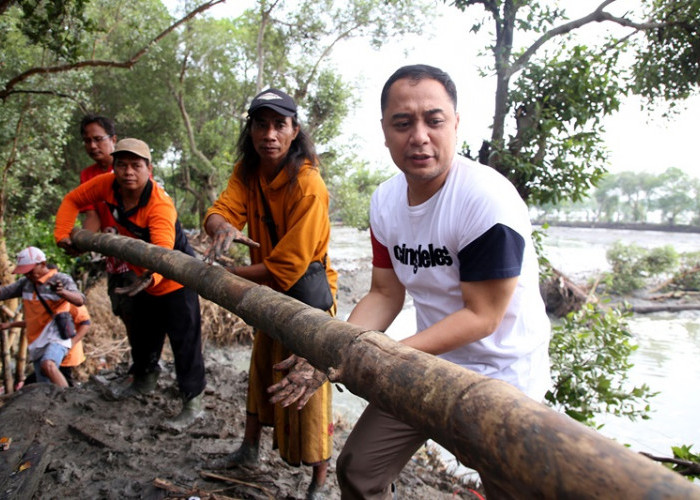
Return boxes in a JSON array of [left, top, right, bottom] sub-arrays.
[[337, 404, 428, 499]]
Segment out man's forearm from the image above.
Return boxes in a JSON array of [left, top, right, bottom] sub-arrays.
[[347, 290, 403, 332], [400, 307, 496, 355], [61, 290, 85, 306]]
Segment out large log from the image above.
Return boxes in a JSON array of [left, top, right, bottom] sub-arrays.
[[70, 229, 700, 499]]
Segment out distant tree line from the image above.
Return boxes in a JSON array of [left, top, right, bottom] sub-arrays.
[[533, 167, 700, 226]]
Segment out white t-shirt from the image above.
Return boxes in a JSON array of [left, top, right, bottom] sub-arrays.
[[370, 155, 551, 399]]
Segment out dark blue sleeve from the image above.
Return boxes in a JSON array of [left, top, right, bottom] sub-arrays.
[[0, 279, 25, 301], [458, 223, 525, 282]]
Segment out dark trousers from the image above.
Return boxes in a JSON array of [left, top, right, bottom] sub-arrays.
[[107, 271, 138, 335], [129, 286, 206, 400], [337, 404, 427, 499]]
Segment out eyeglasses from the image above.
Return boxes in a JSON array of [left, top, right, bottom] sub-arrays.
[[82, 135, 112, 145]]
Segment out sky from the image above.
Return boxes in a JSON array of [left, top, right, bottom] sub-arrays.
[[184, 0, 699, 177]]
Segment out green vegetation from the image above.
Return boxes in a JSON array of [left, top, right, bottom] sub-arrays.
[[535, 168, 700, 226], [603, 242, 678, 294], [546, 303, 656, 426], [665, 445, 700, 481], [671, 252, 700, 291], [449, 0, 699, 208]]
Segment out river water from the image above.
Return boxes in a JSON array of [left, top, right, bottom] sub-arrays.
[[328, 224, 700, 463]]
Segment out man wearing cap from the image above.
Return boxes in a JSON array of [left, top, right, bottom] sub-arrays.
[[203, 88, 337, 499], [77, 114, 138, 345], [0, 247, 85, 388], [54, 138, 207, 431]]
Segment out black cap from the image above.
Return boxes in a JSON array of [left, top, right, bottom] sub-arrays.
[[248, 88, 297, 117]]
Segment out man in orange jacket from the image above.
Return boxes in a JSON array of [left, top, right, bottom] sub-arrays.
[[55, 138, 206, 431]]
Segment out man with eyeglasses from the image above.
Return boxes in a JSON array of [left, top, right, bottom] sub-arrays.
[[78, 115, 138, 351]]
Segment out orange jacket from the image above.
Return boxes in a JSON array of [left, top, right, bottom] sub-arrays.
[[205, 160, 337, 296], [55, 173, 183, 296]]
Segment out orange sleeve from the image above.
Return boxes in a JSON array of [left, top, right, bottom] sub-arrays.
[[55, 174, 115, 242], [203, 165, 249, 231], [264, 169, 332, 291], [70, 304, 91, 325], [139, 193, 178, 290]]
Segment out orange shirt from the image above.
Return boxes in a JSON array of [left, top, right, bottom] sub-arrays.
[[55, 173, 183, 296], [205, 160, 337, 296], [27, 269, 72, 344], [61, 304, 90, 367]]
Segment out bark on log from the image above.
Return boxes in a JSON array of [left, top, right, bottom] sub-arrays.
[[69, 230, 700, 499]]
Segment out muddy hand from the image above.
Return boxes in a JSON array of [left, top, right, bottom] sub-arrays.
[[57, 236, 81, 257], [204, 224, 259, 264], [268, 355, 327, 410], [114, 271, 154, 296], [50, 279, 64, 295]]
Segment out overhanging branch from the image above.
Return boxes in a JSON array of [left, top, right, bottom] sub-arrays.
[[507, 0, 668, 79], [0, 0, 226, 101]]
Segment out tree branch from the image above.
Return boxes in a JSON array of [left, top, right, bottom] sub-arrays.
[[507, 0, 668, 79], [0, 0, 15, 17], [299, 25, 359, 99], [451, 0, 499, 18], [255, 0, 282, 92], [0, 0, 225, 101], [1, 89, 78, 100], [640, 452, 700, 476]]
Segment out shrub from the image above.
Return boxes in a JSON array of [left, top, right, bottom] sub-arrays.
[[602, 241, 678, 294], [546, 302, 657, 426]]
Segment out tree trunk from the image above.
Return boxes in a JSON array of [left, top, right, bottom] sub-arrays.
[[69, 229, 698, 498]]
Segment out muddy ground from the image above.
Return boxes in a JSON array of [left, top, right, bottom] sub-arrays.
[[0, 267, 482, 500]]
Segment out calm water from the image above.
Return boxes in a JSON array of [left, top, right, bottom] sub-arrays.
[[329, 224, 700, 459]]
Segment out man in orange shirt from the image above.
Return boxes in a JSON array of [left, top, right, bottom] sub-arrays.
[[55, 138, 206, 431], [78, 115, 137, 342], [0, 247, 85, 388], [2, 301, 91, 388]]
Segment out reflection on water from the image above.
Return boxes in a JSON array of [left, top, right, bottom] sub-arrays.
[[330, 224, 700, 460], [598, 311, 700, 456]]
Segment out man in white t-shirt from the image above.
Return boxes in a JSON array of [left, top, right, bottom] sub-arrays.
[[335, 64, 552, 498]]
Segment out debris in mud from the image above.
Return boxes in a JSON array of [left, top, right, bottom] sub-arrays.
[[0, 269, 482, 499], [0, 350, 481, 499]]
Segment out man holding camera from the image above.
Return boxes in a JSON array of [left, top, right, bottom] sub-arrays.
[[0, 246, 85, 388]]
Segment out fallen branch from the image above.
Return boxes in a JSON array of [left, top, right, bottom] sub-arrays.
[[188, 242, 237, 268], [153, 477, 237, 500], [200, 470, 275, 499], [648, 266, 700, 294], [629, 304, 700, 314]]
